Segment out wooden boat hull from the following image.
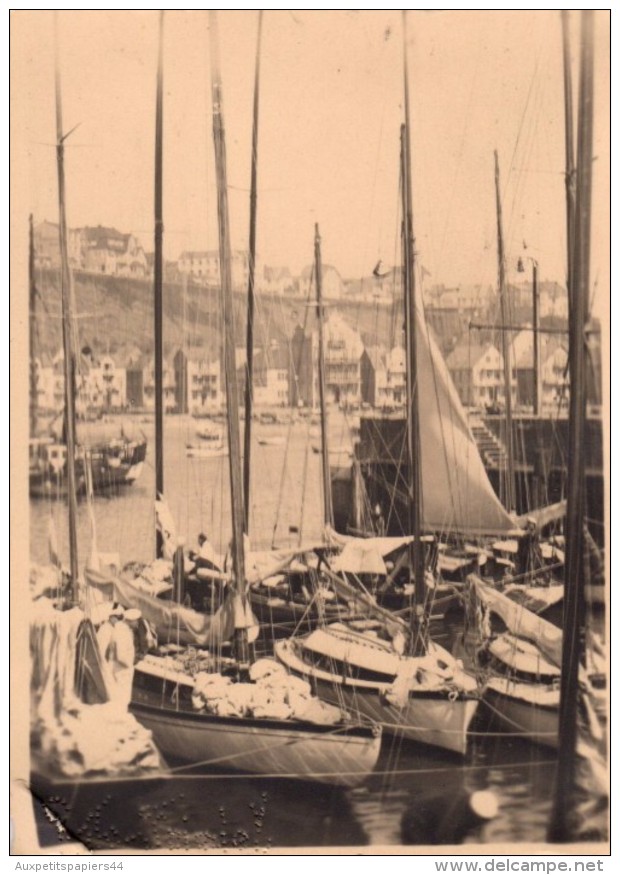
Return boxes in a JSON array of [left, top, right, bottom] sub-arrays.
[[186, 446, 228, 459], [130, 668, 381, 788], [29, 439, 147, 498], [274, 639, 478, 756], [249, 591, 356, 638], [482, 678, 558, 749]]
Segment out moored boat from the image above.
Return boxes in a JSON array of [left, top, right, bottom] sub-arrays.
[[130, 654, 381, 787], [275, 623, 479, 756], [29, 435, 147, 498], [125, 11, 383, 790]]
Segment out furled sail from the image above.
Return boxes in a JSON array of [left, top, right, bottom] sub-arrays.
[[470, 575, 562, 666], [415, 311, 518, 535], [84, 565, 240, 648]]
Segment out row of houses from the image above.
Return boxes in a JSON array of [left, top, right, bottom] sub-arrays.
[[446, 336, 570, 412], [32, 312, 580, 421]]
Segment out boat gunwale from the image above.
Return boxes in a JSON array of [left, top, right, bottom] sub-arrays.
[[130, 697, 380, 739], [274, 639, 479, 701]]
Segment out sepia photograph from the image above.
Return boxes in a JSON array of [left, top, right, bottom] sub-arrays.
[[10, 8, 610, 855]]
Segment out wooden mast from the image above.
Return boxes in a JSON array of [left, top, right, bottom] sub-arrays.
[[402, 13, 426, 653], [54, 15, 79, 601], [548, 9, 595, 843], [494, 150, 516, 513], [243, 10, 263, 534], [532, 260, 541, 417], [314, 223, 334, 529], [154, 10, 165, 558], [561, 10, 576, 315], [29, 213, 38, 438], [209, 10, 250, 675]]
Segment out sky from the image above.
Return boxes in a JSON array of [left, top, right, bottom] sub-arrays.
[[11, 10, 610, 306]]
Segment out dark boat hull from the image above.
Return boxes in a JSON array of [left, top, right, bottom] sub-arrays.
[[29, 439, 147, 498]]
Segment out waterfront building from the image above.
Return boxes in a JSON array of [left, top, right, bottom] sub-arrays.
[[173, 348, 222, 415], [446, 342, 514, 409], [360, 345, 406, 409], [291, 311, 363, 408]]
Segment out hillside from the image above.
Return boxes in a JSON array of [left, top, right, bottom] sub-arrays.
[[31, 269, 404, 359], [30, 268, 568, 363]]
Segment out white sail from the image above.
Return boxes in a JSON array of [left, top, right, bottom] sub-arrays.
[[416, 310, 518, 535]]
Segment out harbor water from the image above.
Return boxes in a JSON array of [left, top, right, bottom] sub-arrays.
[[28, 413, 601, 850]]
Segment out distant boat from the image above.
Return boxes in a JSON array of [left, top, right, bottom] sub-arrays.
[[186, 443, 228, 459], [186, 423, 227, 458], [312, 443, 352, 458], [29, 434, 147, 498], [257, 434, 285, 447]]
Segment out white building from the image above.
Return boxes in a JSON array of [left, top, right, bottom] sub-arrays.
[[143, 358, 177, 412], [252, 346, 291, 407], [446, 342, 515, 409], [178, 250, 249, 291], [187, 357, 222, 415]]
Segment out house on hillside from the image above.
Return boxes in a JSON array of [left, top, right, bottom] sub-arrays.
[[80, 225, 148, 277], [426, 283, 495, 311], [33, 220, 83, 270], [446, 342, 512, 409], [178, 250, 249, 290], [299, 264, 344, 300], [261, 266, 294, 296]]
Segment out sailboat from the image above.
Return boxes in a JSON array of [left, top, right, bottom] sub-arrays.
[[128, 11, 382, 786], [464, 575, 604, 749], [275, 16, 480, 758]]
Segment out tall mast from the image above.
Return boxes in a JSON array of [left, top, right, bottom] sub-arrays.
[[494, 150, 516, 513], [402, 13, 425, 651], [54, 15, 79, 600], [243, 10, 263, 534], [29, 213, 38, 437], [561, 10, 576, 315], [209, 10, 250, 674], [532, 260, 541, 416], [154, 10, 165, 558], [314, 223, 333, 529], [153, 10, 164, 558], [548, 9, 595, 843]]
